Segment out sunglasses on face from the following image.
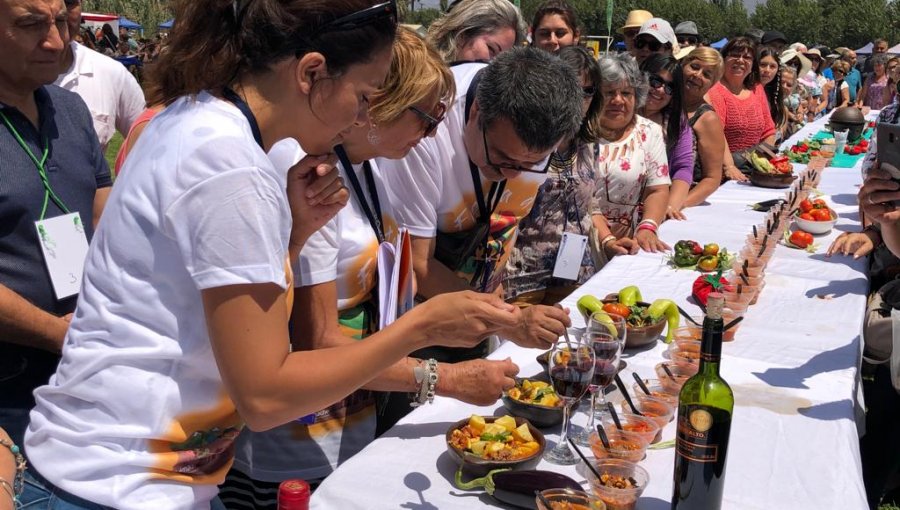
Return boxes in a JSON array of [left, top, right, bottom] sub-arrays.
[[408, 102, 447, 137], [624, 29, 639, 39], [482, 128, 551, 174], [317, 0, 397, 34], [648, 74, 674, 95], [634, 37, 665, 52], [677, 36, 698, 46]]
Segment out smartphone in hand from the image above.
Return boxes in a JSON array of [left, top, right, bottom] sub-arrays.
[[877, 121, 900, 179]]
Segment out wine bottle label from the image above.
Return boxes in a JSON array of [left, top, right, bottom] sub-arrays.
[[676, 405, 728, 463]]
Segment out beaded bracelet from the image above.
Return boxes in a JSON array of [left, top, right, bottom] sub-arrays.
[[410, 358, 438, 408], [0, 437, 26, 507]]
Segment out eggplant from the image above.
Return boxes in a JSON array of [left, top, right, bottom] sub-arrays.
[[454, 467, 583, 509]]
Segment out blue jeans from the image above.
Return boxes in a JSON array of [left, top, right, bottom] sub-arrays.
[[0, 407, 31, 449], [20, 469, 227, 510]]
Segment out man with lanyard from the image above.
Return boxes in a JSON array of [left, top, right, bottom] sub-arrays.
[[0, 0, 111, 447], [379, 47, 584, 358]]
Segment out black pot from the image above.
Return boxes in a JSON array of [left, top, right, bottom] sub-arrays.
[[829, 107, 866, 141], [829, 120, 865, 141]]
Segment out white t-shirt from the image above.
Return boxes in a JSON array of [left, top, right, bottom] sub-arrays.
[[592, 115, 671, 233], [378, 63, 548, 292], [55, 42, 146, 151], [25, 92, 298, 510], [233, 158, 398, 482]]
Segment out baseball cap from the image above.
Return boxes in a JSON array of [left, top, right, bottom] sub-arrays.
[[638, 18, 676, 46]]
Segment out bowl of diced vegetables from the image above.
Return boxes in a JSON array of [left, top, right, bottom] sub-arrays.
[[446, 415, 545, 476], [502, 377, 565, 428]]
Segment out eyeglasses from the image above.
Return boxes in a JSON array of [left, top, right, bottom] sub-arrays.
[[726, 52, 754, 62], [648, 74, 674, 95], [581, 85, 597, 98], [623, 29, 639, 39], [408, 102, 447, 137], [482, 128, 552, 174], [634, 37, 665, 52], [677, 36, 698, 46], [318, 0, 397, 33]]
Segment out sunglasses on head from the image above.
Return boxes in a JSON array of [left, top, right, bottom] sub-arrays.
[[635, 37, 665, 52], [318, 0, 397, 34], [648, 74, 674, 95], [408, 102, 447, 137]]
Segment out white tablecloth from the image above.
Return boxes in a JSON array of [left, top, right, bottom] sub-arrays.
[[310, 112, 877, 509]]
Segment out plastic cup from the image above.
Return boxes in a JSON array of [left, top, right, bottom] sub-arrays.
[[834, 129, 849, 154], [656, 361, 697, 393], [599, 413, 661, 444], [631, 378, 679, 406], [588, 428, 651, 463], [536, 488, 607, 510], [619, 394, 676, 428], [667, 338, 701, 364], [588, 459, 650, 510], [722, 307, 743, 341]]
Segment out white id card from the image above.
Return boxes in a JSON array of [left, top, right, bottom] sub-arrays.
[[34, 212, 89, 300], [552, 232, 588, 281]]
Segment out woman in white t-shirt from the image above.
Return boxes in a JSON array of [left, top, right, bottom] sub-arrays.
[[22, 2, 520, 509], [591, 53, 671, 267], [222, 28, 520, 510]]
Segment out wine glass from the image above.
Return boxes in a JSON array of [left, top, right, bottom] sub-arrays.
[[587, 311, 627, 413], [544, 337, 595, 465], [574, 330, 623, 446]]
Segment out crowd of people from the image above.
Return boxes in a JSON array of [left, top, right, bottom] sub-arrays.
[[0, 0, 898, 509]]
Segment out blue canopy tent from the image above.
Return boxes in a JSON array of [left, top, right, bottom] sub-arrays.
[[158, 18, 174, 30], [711, 38, 728, 49], [119, 16, 141, 30]]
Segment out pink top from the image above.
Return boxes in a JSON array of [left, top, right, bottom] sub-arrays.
[[113, 107, 160, 176], [707, 82, 775, 152]]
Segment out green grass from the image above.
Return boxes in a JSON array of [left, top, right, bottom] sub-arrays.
[[879, 502, 900, 509], [105, 132, 124, 179]]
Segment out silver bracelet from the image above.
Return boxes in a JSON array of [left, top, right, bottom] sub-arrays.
[[410, 358, 438, 408]]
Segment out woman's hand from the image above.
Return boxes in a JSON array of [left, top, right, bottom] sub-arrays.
[[724, 165, 749, 182], [437, 358, 519, 405], [666, 204, 687, 220], [860, 162, 900, 224], [502, 305, 571, 350], [635, 228, 670, 252], [604, 237, 639, 257], [826, 231, 876, 259], [287, 153, 347, 253], [414, 291, 521, 349]]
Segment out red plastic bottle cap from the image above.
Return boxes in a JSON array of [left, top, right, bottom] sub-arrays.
[[278, 479, 310, 508]]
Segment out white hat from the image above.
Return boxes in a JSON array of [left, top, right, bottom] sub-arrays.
[[780, 48, 813, 79], [638, 18, 677, 47]]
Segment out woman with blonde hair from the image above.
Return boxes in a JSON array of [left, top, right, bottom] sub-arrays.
[[220, 28, 519, 509], [426, 0, 526, 63], [667, 47, 725, 218]]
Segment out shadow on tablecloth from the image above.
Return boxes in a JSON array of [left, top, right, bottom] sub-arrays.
[[751, 340, 859, 392]]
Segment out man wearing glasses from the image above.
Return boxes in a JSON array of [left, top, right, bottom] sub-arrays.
[[379, 47, 583, 354], [618, 9, 653, 56], [674, 21, 699, 55]]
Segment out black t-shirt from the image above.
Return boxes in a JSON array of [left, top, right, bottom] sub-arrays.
[[0, 85, 111, 408]]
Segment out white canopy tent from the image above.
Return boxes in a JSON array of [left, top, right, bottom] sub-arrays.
[[855, 42, 873, 54], [80, 13, 119, 35], [889, 43, 900, 54]]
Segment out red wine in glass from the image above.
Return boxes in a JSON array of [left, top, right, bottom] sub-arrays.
[[593, 359, 619, 388], [550, 363, 593, 400]]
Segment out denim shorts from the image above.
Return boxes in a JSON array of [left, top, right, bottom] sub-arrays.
[[20, 468, 227, 510]]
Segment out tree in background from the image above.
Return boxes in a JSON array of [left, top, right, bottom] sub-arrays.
[[750, 0, 824, 46]]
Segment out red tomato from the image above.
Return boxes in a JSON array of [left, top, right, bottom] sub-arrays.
[[812, 199, 827, 209], [799, 212, 816, 221], [789, 231, 814, 248], [603, 303, 631, 318], [800, 199, 814, 213], [811, 208, 832, 221]]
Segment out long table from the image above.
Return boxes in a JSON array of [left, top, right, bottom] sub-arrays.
[[310, 112, 877, 509]]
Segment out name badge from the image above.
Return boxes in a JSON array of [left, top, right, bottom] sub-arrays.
[[34, 212, 89, 300], [552, 232, 588, 281]]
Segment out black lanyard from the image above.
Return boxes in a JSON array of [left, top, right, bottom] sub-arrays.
[[463, 69, 506, 225], [335, 145, 385, 243], [555, 157, 584, 236], [222, 87, 264, 149]]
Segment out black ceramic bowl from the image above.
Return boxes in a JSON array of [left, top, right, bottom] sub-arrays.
[[445, 416, 545, 476], [750, 170, 796, 189], [501, 376, 566, 428]]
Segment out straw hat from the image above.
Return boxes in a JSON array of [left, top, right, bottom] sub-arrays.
[[780, 48, 812, 78], [618, 10, 653, 34]]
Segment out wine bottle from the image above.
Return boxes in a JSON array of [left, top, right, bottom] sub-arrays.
[[278, 479, 311, 510], [671, 293, 734, 510]]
